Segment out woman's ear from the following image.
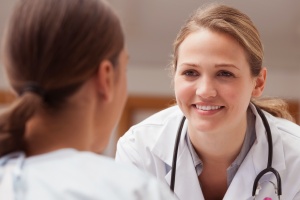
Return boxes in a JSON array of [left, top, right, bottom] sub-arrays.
[[96, 60, 115, 102], [252, 67, 267, 97]]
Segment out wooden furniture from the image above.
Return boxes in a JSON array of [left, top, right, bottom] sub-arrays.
[[0, 89, 15, 104], [117, 96, 300, 139], [117, 95, 176, 138], [1, 90, 299, 140]]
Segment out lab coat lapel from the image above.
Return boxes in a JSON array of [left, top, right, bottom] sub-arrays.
[[165, 142, 204, 200], [223, 147, 257, 199], [152, 115, 204, 200], [151, 112, 185, 167]]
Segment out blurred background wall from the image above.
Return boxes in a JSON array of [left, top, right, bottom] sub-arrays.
[[0, 0, 299, 156]]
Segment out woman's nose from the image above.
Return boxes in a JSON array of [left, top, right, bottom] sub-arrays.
[[195, 77, 217, 99]]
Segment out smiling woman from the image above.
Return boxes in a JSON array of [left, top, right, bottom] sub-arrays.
[[115, 3, 300, 200], [174, 28, 259, 135]]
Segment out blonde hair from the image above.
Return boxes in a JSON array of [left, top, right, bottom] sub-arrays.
[[171, 3, 294, 122]]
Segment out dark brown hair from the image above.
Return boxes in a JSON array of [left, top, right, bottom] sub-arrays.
[[171, 3, 294, 122], [0, 0, 124, 156]]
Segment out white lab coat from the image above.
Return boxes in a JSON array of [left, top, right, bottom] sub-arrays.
[[116, 104, 300, 199]]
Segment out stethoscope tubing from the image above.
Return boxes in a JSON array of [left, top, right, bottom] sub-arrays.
[[170, 105, 282, 198], [170, 116, 186, 192], [252, 106, 282, 196], [255, 105, 273, 167]]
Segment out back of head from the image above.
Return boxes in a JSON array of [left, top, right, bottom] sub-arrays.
[[0, 0, 124, 156]]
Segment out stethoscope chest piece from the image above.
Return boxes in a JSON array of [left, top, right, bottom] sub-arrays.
[[252, 178, 281, 199]]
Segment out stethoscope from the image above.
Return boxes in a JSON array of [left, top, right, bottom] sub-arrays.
[[170, 105, 282, 199]]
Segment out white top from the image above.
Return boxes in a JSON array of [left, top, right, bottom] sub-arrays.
[[0, 149, 177, 200], [116, 104, 300, 200]]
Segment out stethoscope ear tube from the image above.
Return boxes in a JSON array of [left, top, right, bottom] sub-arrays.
[[170, 116, 186, 192]]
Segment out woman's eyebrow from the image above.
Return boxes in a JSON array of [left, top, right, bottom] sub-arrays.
[[215, 64, 240, 70]]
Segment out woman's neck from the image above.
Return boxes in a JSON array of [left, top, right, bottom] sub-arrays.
[[188, 119, 247, 166], [24, 106, 92, 156], [24, 80, 102, 157]]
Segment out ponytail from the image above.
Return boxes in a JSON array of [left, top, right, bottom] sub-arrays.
[[0, 93, 42, 156], [251, 98, 295, 123]]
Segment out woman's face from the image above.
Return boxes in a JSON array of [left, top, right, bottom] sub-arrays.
[[174, 29, 260, 135]]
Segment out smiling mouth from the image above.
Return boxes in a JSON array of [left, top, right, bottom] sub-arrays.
[[194, 105, 224, 111]]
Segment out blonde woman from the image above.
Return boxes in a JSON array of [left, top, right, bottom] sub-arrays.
[[116, 4, 300, 200]]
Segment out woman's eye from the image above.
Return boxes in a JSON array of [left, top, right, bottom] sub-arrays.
[[183, 70, 199, 76], [218, 70, 234, 77]]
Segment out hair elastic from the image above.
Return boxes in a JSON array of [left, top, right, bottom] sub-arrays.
[[20, 82, 45, 98]]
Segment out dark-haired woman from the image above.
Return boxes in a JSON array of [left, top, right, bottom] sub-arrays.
[[0, 0, 177, 199]]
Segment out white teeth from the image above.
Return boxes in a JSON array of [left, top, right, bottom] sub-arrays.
[[196, 105, 221, 111]]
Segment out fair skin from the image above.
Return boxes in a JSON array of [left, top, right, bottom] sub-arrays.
[[174, 28, 266, 199], [91, 49, 128, 152], [25, 49, 128, 156]]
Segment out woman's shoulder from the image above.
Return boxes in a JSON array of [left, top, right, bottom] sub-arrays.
[[24, 149, 149, 178], [5, 150, 175, 199], [138, 105, 182, 125], [52, 151, 176, 199], [118, 105, 183, 148], [266, 114, 300, 154], [124, 105, 182, 135], [271, 115, 300, 140]]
